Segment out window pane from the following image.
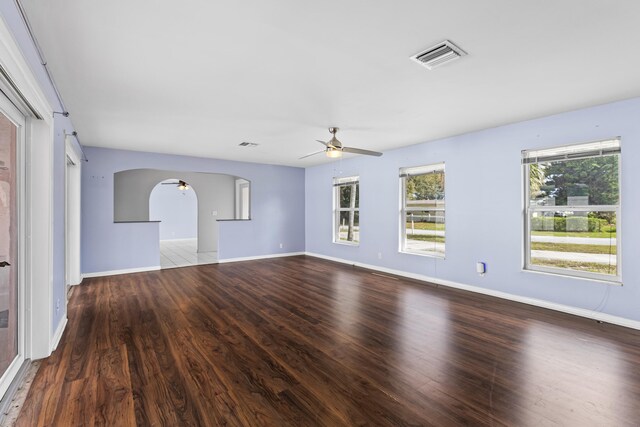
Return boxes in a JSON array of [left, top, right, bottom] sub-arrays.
[[529, 210, 617, 276], [338, 210, 359, 243], [0, 113, 18, 378], [529, 155, 619, 207], [339, 184, 359, 209], [404, 210, 445, 255], [405, 172, 445, 209]]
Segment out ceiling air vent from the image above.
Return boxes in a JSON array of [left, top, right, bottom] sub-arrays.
[[410, 40, 467, 70], [239, 142, 259, 147]]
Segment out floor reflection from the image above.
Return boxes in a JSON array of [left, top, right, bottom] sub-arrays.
[[522, 322, 635, 425]]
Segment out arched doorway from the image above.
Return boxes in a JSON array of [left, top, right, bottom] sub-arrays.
[[149, 179, 216, 268]]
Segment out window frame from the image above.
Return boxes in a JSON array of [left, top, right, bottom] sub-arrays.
[[333, 176, 360, 246], [399, 163, 445, 258], [522, 138, 622, 284]]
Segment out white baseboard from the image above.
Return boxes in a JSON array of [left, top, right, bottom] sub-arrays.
[[218, 252, 305, 264], [50, 316, 67, 352], [305, 252, 640, 331], [159, 238, 198, 242], [82, 265, 161, 278], [69, 276, 84, 286]]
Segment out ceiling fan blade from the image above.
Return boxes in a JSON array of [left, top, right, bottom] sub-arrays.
[[161, 181, 180, 185], [342, 146, 383, 157], [316, 140, 329, 147], [299, 150, 325, 159]]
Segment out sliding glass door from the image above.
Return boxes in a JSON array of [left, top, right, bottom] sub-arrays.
[[0, 95, 24, 399]]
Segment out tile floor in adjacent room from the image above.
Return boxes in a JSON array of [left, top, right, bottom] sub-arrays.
[[159, 238, 217, 269]]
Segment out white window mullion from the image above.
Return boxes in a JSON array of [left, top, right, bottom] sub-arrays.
[[531, 205, 618, 213]]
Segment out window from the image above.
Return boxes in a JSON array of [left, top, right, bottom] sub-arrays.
[[333, 176, 359, 244], [400, 163, 445, 257], [523, 138, 620, 282]]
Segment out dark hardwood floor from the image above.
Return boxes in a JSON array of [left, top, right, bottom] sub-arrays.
[[15, 255, 640, 426]]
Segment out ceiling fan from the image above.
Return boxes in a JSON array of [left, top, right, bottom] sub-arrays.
[[300, 127, 383, 159], [161, 180, 190, 190]]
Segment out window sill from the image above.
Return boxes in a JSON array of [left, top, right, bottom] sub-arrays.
[[399, 250, 445, 260], [522, 267, 622, 286], [113, 220, 161, 223], [333, 241, 359, 247]]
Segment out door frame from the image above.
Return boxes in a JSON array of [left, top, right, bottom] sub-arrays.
[[64, 135, 81, 291], [0, 92, 26, 399]]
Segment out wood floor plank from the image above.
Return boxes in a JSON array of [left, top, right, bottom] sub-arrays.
[[14, 256, 640, 426], [51, 376, 97, 427], [94, 345, 136, 427]]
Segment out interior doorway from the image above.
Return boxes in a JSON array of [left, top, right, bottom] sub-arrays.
[[150, 179, 217, 268], [235, 178, 250, 219]]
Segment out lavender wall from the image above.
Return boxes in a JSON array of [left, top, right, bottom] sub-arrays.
[[306, 97, 640, 323], [0, 2, 82, 335], [82, 146, 305, 273]]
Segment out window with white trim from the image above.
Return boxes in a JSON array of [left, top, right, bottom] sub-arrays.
[[400, 163, 445, 257], [523, 138, 620, 282], [333, 176, 359, 245]]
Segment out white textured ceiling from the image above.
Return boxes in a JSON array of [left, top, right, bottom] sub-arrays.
[[20, 0, 640, 167]]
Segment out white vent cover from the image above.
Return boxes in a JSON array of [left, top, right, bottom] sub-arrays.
[[410, 40, 467, 70]]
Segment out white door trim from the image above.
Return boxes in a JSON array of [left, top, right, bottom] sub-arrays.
[[65, 135, 81, 288], [0, 90, 26, 400]]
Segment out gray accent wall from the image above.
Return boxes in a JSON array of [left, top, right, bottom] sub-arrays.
[[114, 169, 236, 252]]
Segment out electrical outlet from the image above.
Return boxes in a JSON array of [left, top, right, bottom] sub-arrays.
[[279, 243, 283, 249], [56, 298, 60, 312], [378, 252, 382, 259], [211, 210, 218, 216], [476, 262, 487, 275]]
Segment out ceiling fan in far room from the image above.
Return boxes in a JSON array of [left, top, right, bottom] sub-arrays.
[[300, 127, 383, 159], [161, 180, 190, 190]]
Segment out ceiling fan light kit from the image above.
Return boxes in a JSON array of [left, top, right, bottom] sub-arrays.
[[326, 148, 342, 158], [300, 127, 383, 160], [163, 180, 191, 190]]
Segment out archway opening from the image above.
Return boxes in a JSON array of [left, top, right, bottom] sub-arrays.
[[114, 168, 251, 268], [149, 179, 215, 268]]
